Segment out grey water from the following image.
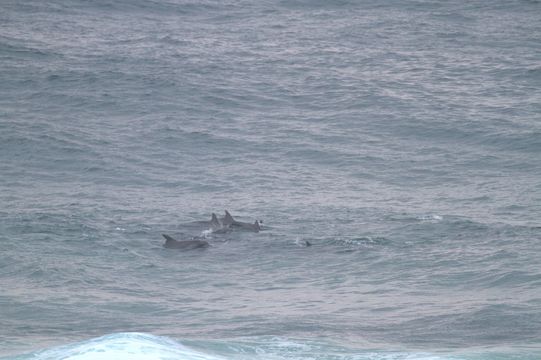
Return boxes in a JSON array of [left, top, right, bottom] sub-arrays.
[[1, 0, 540, 359]]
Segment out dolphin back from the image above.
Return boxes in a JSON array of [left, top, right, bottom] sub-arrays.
[[162, 234, 176, 243], [162, 234, 209, 250], [253, 220, 261, 232], [223, 210, 235, 226], [210, 213, 222, 229]]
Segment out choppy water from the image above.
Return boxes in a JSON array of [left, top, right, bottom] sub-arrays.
[[1, 0, 540, 359]]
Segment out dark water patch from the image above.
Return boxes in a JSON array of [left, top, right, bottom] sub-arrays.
[[392, 304, 541, 348], [279, 0, 359, 9], [479, 131, 541, 153], [479, 270, 541, 289], [0, 40, 52, 60]]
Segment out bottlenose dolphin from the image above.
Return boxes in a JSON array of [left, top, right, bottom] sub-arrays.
[[210, 213, 230, 233], [223, 210, 261, 232], [162, 234, 209, 250], [194, 211, 261, 233], [295, 238, 312, 247]]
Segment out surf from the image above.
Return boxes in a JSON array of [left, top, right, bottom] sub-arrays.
[[3, 333, 539, 360]]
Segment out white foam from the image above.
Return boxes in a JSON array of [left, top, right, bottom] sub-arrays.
[[30, 333, 224, 360], [201, 229, 213, 238], [416, 214, 443, 222], [15, 333, 466, 360], [294, 237, 310, 247]]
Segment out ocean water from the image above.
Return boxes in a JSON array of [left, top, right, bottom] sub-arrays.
[[1, 0, 540, 359]]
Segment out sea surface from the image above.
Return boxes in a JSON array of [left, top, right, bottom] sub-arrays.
[[1, 0, 540, 359]]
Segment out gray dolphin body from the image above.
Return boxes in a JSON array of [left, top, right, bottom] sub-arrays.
[[162, 234, 209, 250], [223, 210, 261, 232], [200, 211, 261, 233]]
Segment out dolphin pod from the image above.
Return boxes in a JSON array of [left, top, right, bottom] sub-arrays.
[[162, 211, 262, 250], [209, 210, 261, 233], [223, 210, 261, 232]]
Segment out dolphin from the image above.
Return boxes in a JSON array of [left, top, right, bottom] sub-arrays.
[[162, 234, 209, 250], [223, 210, 261, 232], [295, 238, 312, 247], [209, 213, 230, 233]]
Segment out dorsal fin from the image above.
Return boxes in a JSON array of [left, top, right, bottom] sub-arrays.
[[210, 213, 222, 228], [162, 234, 176, 243], [223, 210, 235, 226], [254, 220, 261, 232]]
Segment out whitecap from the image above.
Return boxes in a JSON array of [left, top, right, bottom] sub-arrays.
[[22, 333, 224, 360]]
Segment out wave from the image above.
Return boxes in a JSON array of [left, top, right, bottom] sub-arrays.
[[2, 332, 539, 360], [0, 333, 220, 360]]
